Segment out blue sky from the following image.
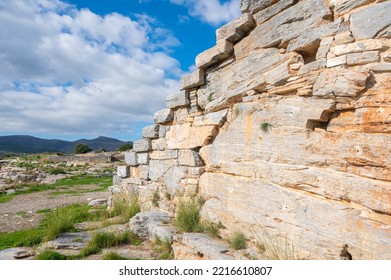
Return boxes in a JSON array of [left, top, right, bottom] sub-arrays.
[[0, 0, 240, 141]]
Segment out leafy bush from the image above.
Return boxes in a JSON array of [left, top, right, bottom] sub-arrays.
[[73, 143, 92, 154], [49, 167, 66, 175]]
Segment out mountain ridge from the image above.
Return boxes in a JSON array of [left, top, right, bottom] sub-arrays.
[[0, 135, 132, 154]]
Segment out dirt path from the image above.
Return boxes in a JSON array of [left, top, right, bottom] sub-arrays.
[[0, 185, 110, 232]]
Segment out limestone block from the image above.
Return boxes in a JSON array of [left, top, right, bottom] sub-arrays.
[[193, 109, 228, 126], [178, 150, 204, 167], [164, 166, 188, 194], [126, 177, 142, 186], [216, 13, 255, 43], [150, 150, 178, 160], [129, 166, 140, 178], [108, 185, 122, 195], [142, 125, 160, 139], [174, 107, 189, 124], [195, 40, 234, 69], [326, 55, 347, 68], [117, 166, 130, 178], [188, 167, 205, 177], [346, 51, 380, 66], [332, 31, 355, 46], [149, 160, 173, 182], [133, 139, 152, 152], [350, 1, 391, 39], [180, 69, 205, 91], [242, 0, 332, 50], [199, 48, 296, 112], [159, 126, 166, 138], [330, 0, 371, 16], [139, 165, 149, 180], [129, 211, 174, 242], [154, 108, 174, 124], [241, 0, 278, 14], [173, 233, 233, 260], [125, 151, 138, 166], [298, 59, 326, 75], [151, 138, 166, 151], [137, 153, 149, 165], [313, 69, 368, 97], [166, 91, 190, 109], [287, 21, 340, 54], [253, 0, 295, 25], [372, 63, 391, 73], [316, 36, 334, 60], [330, 39, 390, 57], [165, 123, 219, 149]]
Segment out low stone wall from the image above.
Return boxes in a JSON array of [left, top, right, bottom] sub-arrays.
[[112, 0, 391, 259]]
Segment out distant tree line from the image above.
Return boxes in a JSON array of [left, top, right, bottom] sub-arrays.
[[73, 143, 133, 154]]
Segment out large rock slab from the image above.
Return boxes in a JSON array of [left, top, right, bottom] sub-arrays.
[[240, 0, 332, 50], [350, 1, 391, 39], [125, 151, 138, 166], [199, 172, 391, 260], [180, 69, 205, 91], [240, 0, 278, 14], [253, 0, 296, 25], [165, 123, 219, 149], [193, 109, 228, 126], [0, 248, 34, 260], [195, 40, 234, 69], [133, 139, 152, 152], [154, 109, 174, 124], [313, 69, 369, 97], [142, 125, 160, 139], [166, 91, 190, 109], [198, 48, 298, 112], [216, 13, 255, 43], [129, 211, 175, 242], [173, 233, 233, 260]]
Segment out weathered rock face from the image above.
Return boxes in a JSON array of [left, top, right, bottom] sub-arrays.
[[113, 0, 391, 260]]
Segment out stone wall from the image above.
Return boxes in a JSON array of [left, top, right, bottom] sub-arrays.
[[113, 0, 391, 259]]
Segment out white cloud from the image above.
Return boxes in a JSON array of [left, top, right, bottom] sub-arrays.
[[170, 0, 241, 26], [0, 0, 182, 139]]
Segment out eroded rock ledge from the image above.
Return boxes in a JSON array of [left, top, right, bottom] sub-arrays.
[[112, 0, 391, 260]]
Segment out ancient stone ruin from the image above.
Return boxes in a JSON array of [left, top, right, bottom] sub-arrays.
[[112, 0, 391, 259]]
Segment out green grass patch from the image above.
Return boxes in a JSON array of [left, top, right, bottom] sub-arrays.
[[153, 235, 174, 260], [80, 230, 141, 257], [229, 232, 247, 250], [111, 197, 141, 224], [175, 199, 203, 232], [102, 252, 134, 260], [0, 175, 111, 204], [37, 249, 68, 260], [0, 228, 45, 250], [44, 204, 90, 241]]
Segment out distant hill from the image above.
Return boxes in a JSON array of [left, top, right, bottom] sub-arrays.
[[0, 135, 132, 154]]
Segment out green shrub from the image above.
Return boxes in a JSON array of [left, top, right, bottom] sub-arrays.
[[229, 232, 247, 250], [260, 122, 273, 133], [73, 144, 92, 154], [49, 167, 66, 175], [111, 197, 141, 223], [153, 236, 174, 260], [117, 143, 132, 152], [37, 250, 68, 260], [175, 199, 202, 232]]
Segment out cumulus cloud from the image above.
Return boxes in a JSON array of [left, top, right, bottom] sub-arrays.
[[170, 0, 241, 26], [0, 0, 181, 139]]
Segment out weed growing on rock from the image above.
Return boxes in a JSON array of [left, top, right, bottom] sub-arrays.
[[153, 235, 174, 260], [111, 196, 141, 223], [229, 232, 247, 250], [175, 198, 203, 232], [260, 122, 273, 133], [152, 191, 160, 207]]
